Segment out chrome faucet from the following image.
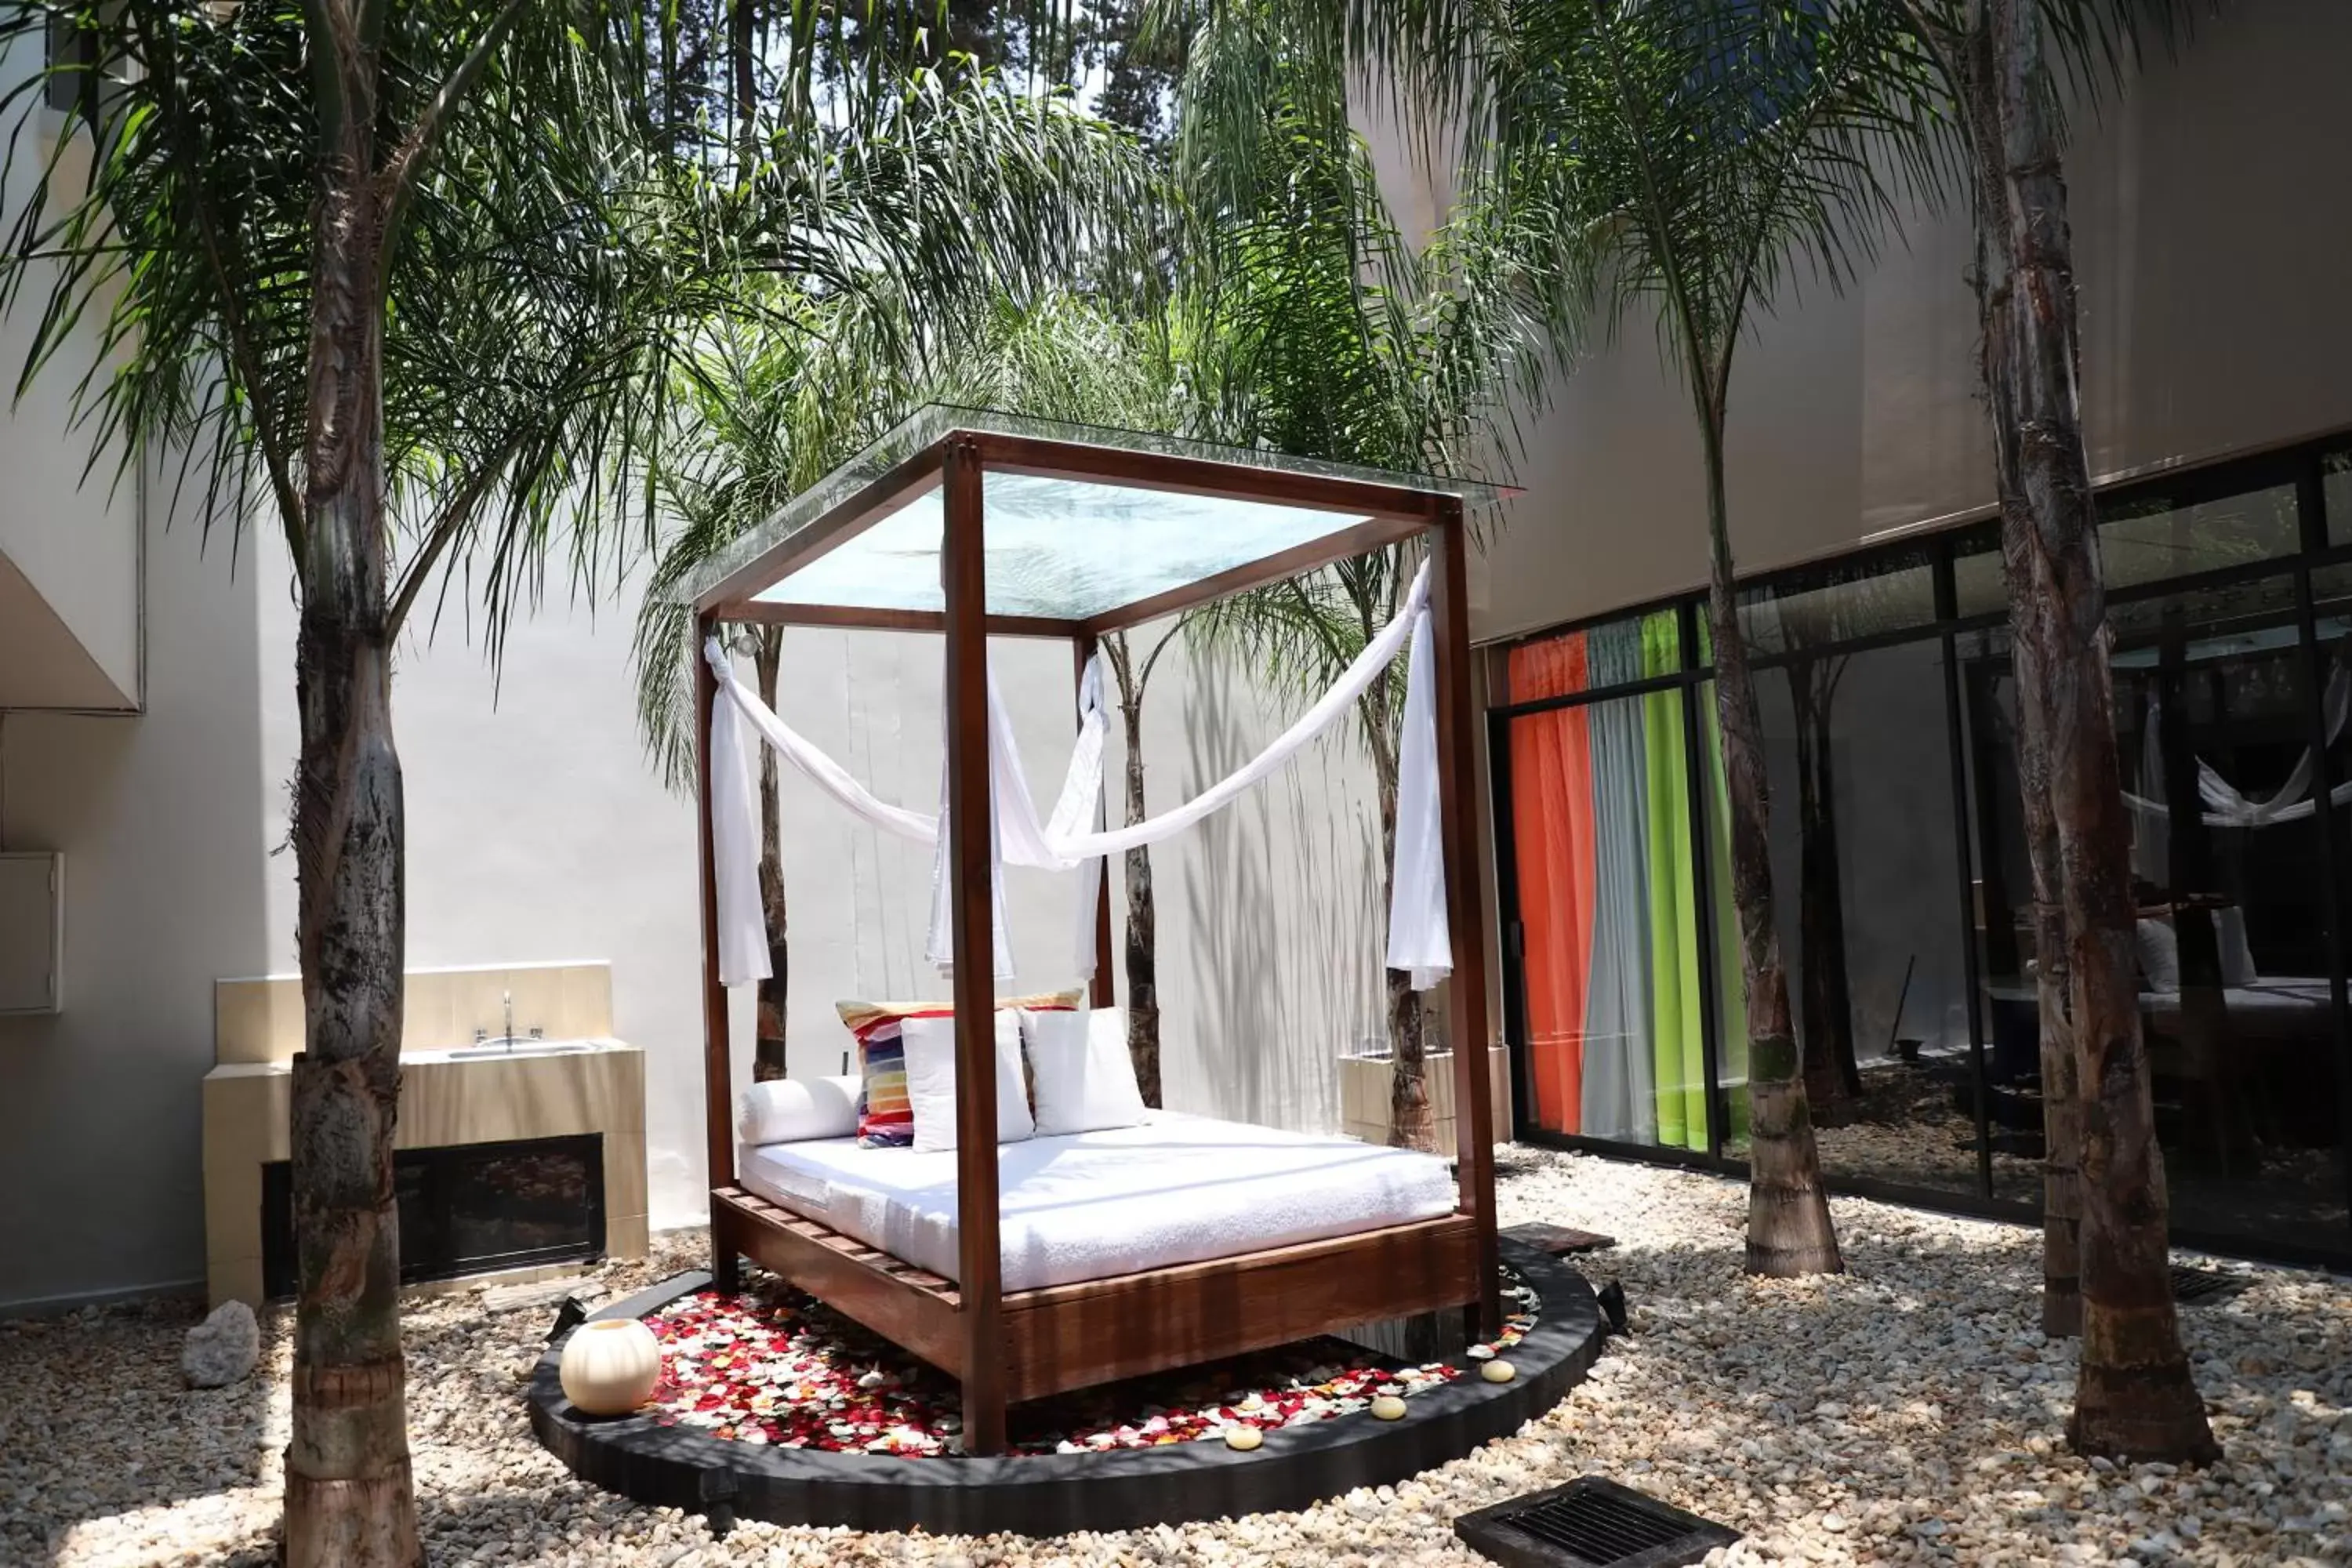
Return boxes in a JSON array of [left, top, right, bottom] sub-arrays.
[[466, 990, 544, 1052]]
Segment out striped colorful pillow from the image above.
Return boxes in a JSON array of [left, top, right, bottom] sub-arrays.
[[837, 990, 1080, 1148]]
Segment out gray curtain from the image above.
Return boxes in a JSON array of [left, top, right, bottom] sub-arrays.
[[1581, 622, 1658, 1142]]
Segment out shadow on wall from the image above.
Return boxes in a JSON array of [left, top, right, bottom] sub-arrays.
[[1171, 641, 1383, 1134]]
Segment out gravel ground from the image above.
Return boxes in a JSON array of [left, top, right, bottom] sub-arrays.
[[5, 1148, 2349, 1566]]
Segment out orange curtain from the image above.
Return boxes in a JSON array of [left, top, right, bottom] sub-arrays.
[[1508, 635, 1598, 1133]]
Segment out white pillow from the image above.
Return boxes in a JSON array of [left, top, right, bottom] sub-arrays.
[[900, 1011, 1035, 1152], [735, 1074, 862, 1146], [1021, 1007, 1148, 1137], [2136, 916, 2180, 993], [2216, 906, 2258, 988]]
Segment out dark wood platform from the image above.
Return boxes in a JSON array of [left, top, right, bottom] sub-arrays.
[[715, 1185, 1486, 1404]]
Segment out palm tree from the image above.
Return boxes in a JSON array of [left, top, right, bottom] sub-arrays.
[[1309, 0, 1954, 1272], [1890, 0, 2216, 1463], [1171, 0, 1515, 1146], [0, 5, 1145, 1557], [633, 295, 920, 1082], [1098, 624, 1180, 1102]]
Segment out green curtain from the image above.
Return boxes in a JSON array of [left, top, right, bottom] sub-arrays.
[[1640, 613, 1709, 1150]]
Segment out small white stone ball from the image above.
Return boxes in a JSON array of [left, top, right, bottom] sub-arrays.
[[1370, 1395, 1409, 1421], [1480, 1359, 1517, 1385], [560, 1319, 662, 1416], [1224, 1424, 1264, 1451]]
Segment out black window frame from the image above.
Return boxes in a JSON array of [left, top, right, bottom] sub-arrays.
[[1486, 428, 2352, 1270]]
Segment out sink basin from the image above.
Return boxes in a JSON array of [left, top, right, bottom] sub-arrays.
[[408, 1038, 603, 1062]]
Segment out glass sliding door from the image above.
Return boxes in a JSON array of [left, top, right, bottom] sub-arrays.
[[1737, 639, 1981, 1195]]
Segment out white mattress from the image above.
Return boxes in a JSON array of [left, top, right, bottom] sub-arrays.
[[737, 1111, 1458, 1293]]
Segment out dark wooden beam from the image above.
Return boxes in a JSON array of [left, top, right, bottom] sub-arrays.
[[689, 437, 948, 613], [941, 435, 1008, 1456], [968, 430, 1455, 524], [693, 611, 739, 1292], [1430, 503, 1503, 1336], [1081, 514, 1432, 636], [713, 601, 1080, 639], [1075, 632, 1117, 1010], [714, 1188, 965, 1373]]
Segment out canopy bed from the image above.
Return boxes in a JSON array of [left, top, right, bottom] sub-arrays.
[[678, 407, 1509, 1457]]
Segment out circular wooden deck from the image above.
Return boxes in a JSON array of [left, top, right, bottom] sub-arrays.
[[525, 1239, 1606, 1537]]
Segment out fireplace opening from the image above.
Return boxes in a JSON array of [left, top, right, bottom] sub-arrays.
[[261, 1133, 607, 1299]]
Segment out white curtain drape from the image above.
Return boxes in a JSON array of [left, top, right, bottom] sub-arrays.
[[1385, 606, 1450, 988], [2125, 660, 2352, 847], [699, 560, 1451, 993]]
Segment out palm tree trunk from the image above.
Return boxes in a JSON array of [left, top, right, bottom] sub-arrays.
[[1788, 658, 1858, 1123], [753, 628, 789, 1082], [1374, 726, 1432, 1149], [1700, 417, 1842, 1279], [1108, 634, 1161, 1106], [283, 148, 422, 1567], [1962, 0, 2213, 1461], [2012, 646, 2082, 1338], [730, 0, 758, 172]]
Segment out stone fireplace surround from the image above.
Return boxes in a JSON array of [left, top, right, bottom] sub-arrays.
[[201, 960, 648, 1308]]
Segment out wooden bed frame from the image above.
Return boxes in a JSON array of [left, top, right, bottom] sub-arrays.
[[689, 415, 1504, 1454]]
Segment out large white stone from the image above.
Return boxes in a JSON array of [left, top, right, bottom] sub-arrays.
[[181, 1301, 259, 1388]]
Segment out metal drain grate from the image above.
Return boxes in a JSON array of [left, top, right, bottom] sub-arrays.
[[1456, 1477, 1738, 1568], [2172, 1264, 2250, 1305]]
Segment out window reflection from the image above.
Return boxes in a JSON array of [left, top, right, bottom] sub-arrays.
[[1962, 577, 2350, 1247], [1738, 549, 1937, 655], [1708, 650, 1980, 1192], [2100, 482, 2300, 590]]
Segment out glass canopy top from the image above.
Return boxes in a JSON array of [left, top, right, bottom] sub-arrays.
[[755, 472, 1377, 619], [675, 405, 1513, 618]]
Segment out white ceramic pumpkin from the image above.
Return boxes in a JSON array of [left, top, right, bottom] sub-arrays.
[[560, 1318, 662, 1416]]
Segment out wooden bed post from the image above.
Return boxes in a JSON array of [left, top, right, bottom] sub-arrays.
[[1075, 632, 1117, 1009], [694, 610, 741, 1292], [1429, 502, 1503, 1336], [942, 436, 1009, 1455]]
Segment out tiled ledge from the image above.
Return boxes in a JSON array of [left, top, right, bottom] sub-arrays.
[[213, 959, 615, 1065], [1338, 1045, 1512, 1149]]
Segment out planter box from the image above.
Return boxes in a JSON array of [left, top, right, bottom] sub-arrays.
[[1339, 1046, 1512, 1149]]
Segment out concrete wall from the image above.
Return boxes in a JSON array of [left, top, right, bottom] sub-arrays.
[[0, 42, 140, 710], [1453, 0, 2352, 643], [0, 471, 272, 1309]]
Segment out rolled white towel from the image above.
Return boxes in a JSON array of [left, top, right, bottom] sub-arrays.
[[736, 1074, 863, 1146]]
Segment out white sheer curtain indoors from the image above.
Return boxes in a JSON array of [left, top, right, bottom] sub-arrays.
[[2125, 662, 2352, 889], [699, 561, 1451, 993]]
